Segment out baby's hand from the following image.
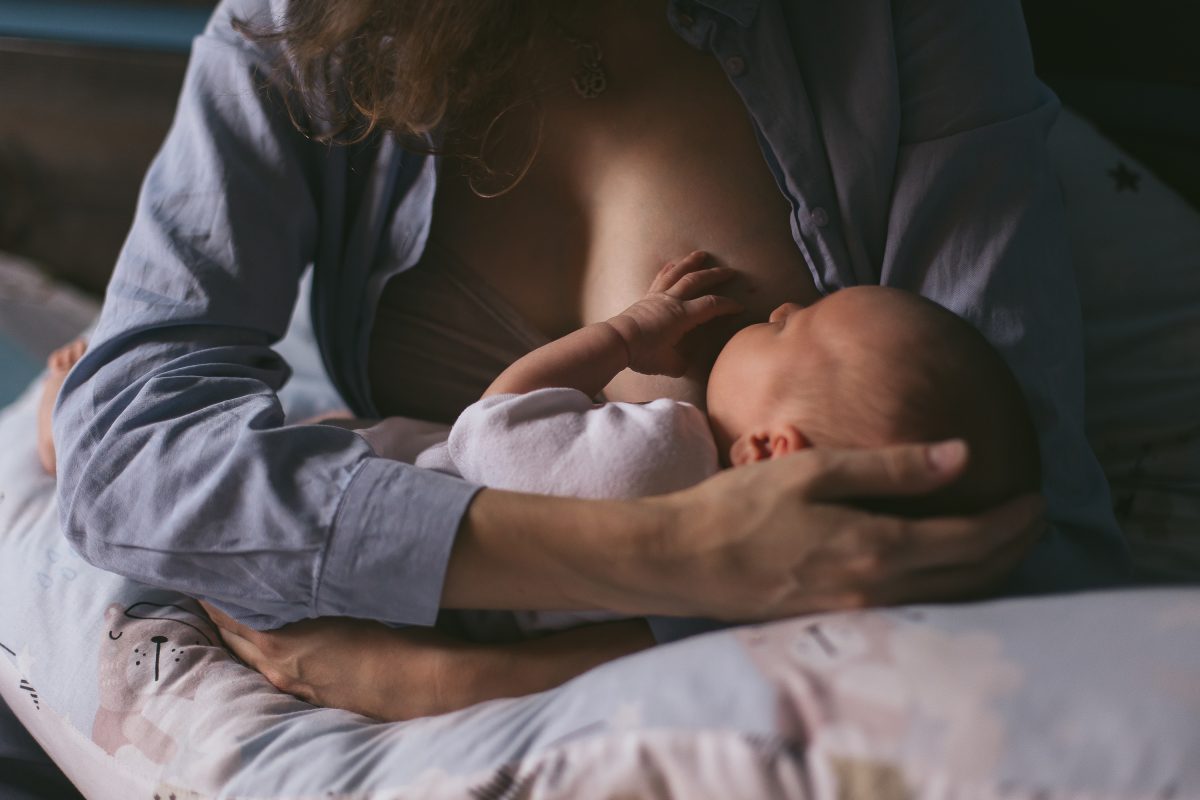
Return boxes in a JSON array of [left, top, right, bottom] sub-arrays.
[[606, 251, 743, 377]]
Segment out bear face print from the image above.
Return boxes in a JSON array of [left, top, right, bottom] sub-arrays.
[[95, 600, 223, 764], [106, 602, 216, 690]]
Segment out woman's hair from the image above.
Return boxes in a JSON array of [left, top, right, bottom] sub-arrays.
[[237, 1, 558, 177]]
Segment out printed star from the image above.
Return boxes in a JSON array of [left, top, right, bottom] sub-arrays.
[[1108, 162, 1141, 193]]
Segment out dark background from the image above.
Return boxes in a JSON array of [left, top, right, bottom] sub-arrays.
[[0, 1, 1198, 296]]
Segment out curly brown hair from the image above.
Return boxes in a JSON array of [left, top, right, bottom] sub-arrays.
[[236, 1, 559, 166]]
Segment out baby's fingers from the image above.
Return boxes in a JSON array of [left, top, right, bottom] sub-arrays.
[[668, 266, 739, 300], [681, 294, 744, 326], [648, 251, 709, 294]]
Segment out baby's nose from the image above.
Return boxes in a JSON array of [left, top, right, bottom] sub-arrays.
[[769, 302, 803, 323]]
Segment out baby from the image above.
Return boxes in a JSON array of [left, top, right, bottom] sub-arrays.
[[417, 251, 1042, 637]]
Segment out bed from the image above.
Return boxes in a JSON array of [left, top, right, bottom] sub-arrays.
[[1, 105, 1198, 798]]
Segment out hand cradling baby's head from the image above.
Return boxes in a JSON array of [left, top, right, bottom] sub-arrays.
[[706, 286, 1040, 515]]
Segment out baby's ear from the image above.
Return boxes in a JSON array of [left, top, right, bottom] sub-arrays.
[[766, 424, 810, 459], [731, 426, 812, 465], [729, 431, 771, 466]]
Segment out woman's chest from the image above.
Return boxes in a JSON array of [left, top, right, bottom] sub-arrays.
[[428, 7, 820, 344], [373, 4, 828, 410]]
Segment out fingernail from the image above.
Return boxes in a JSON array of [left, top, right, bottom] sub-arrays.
[[928, 439, 966, 472]]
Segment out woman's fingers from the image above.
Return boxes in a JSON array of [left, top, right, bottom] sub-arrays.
[[887, 493, 1045, 570], [800, 439, 969, 501], [198, 601, 291, 686], [851, 513, 1044, 607], [217, 627, 264, 670], [199, 600, 256, 642], [798, 492, 1043, 602], [198, 600, 283, 663], [786, 491, 1039, 585]]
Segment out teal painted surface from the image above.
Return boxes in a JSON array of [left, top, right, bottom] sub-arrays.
[[0, 0, 212, 52], [0, 334, 39, 408]]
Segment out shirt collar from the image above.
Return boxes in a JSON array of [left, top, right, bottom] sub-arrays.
[[690, 0, 761, 27]]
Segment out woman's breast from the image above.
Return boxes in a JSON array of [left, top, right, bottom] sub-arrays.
[[371, 10, 821, 415]]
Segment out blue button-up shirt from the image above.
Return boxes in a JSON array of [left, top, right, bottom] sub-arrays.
[[54, 0, 1128, 631]]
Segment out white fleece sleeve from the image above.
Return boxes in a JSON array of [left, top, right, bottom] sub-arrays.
[[446, 388, 720, 500]]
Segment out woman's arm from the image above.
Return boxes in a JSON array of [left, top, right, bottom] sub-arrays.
[[202, 602, 654, 721], [52, 1, 483, 632], [445, 441, 1045, 619], [208, 442, 1043, 716]]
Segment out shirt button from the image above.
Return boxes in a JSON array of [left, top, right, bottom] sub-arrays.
[[725, 56, 746, 76], [810, 207, 830, 228]]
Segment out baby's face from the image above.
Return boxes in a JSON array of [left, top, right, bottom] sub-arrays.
[[705, 288, 911, 462], [705, 300, 827, 456]]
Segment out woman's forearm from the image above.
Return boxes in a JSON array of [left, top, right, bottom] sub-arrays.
[[208, 441, 1046, 720], [440, 488, 673, 614], [342, 619, 655, 721], [441, 443, 1043, 623], [445, 619, 656, 714]]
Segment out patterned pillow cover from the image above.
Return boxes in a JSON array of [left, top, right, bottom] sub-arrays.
[[0, 110, 1198, 798]]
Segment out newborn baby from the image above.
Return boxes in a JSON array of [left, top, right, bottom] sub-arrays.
[[417, 251, 1041, 637]]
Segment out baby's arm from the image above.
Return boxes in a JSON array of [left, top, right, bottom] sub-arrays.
[[484, 251, 741, 398]]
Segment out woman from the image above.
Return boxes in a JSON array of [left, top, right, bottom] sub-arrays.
[[53, 0, 1125, 720]]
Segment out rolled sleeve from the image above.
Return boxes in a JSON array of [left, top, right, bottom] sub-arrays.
[[54, 0, 481, 631], [320, 458, 481, 626]]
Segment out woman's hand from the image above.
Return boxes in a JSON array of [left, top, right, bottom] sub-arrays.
[[200, 603, 453, 720], [638, 439, 1045, 620], [200, 602, 655, 721], [606, 250, 743, 377]]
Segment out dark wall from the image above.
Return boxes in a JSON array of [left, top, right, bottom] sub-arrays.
[[0, 41, 190, 294], [1023, 1, 1200, 208]]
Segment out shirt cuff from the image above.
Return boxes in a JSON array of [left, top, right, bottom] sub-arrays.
[[319, 457, 482, 625]]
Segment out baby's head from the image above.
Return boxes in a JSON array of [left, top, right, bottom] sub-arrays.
[[706, 286, 1040, 515]]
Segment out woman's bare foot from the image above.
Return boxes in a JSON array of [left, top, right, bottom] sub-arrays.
[[38, 338, 87, 476]]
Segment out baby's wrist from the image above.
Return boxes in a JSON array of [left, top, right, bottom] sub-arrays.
[[599, 318, 635, 369]]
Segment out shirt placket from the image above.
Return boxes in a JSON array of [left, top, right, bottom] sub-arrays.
[[667, 0, 856, 296]]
